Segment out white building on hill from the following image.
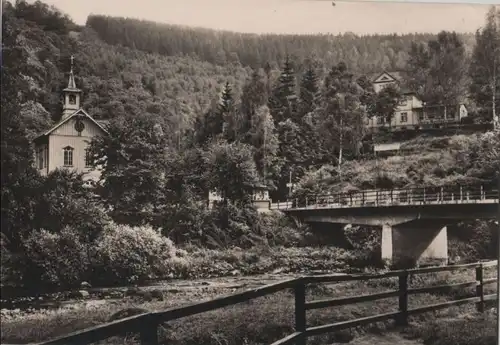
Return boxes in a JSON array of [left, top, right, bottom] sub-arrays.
[[366, 71, 468, 132], [33, 58, 108, 183]]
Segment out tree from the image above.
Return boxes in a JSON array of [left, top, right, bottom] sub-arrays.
[[1, 6, 42, 250], [193, 99, 223, 147], [469, 6, 500, 126], [239, 69, 269, 140], [202, 141, 260, 205], [218, 82, 238, 143], [243, 105, 281, 185], [314, 62, 365, 175], [298, 65, 321, 119], [89, 114, 170, 225], [276, 119, 307, 199], [371, 84, 404, 125], [405, 31, 468, 106], [269, 55, 298, 124]]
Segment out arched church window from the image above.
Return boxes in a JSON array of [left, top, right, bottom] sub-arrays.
[[69, 94, 76, 105], [63, 146, 74, 167]]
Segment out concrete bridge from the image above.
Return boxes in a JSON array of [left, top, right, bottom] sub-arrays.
[[271, 184, 499, 266]]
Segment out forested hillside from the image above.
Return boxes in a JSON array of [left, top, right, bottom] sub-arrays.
[[85, 15, 477, 74]]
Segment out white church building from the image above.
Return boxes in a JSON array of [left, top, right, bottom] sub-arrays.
[[33, 58, 108, 183]]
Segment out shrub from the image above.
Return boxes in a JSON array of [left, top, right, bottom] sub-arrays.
[[22, 227, 91, 289], [448, 220, 498, 262], [258, 211, 307, 247], [344, 225, 383, 268], [92, 223, 178, 285], [0, 234, 26, 289]]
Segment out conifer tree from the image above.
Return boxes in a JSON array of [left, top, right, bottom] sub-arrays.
[[193, 99, 223, 147], [297, 66, 322, 168], [299, 65, 321, 117], [469, 6, 500, 126], [218, 82, 238, 143], [239, 69, 268, 141], [269, 55, 298, 124]]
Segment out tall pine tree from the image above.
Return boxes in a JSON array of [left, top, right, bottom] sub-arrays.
[[218, 82, 238, 143], [298, 65, 322, 168], [469, 6, 500, 126], [239, 69, 268, 141], [299, 65, 321, 118], [269, 55, 298, 125]]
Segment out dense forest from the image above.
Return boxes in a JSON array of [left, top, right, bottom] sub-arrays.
[[1, 0, 499, 291], [84, 15, 478, 74]]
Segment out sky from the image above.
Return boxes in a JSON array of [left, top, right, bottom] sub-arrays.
[[36, 0, 496, 35]]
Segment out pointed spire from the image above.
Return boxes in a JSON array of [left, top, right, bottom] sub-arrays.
[[67, 55, 77, 89]]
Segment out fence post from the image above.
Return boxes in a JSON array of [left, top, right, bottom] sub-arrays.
[[476, 264, 485, 313], [305, 197, 308, 208], [460, 186, 463, 201], [140, 314, 159, 345], [396, 273, 409, 326], [295, 280, 307, 345]]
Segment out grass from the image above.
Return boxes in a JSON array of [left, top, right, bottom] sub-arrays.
[[404, 312, 498, 345], [2, 266, 497, 345]]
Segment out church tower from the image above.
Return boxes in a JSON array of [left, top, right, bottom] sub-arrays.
[[62, 55, 82, 120]]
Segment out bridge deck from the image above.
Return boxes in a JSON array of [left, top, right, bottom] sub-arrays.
[[271, 185, 499, 211]]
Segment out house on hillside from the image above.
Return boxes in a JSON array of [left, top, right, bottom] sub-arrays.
[[33, 58, 108, 184], [365, 71, 468, 132]]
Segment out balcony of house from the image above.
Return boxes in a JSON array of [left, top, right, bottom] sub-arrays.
[[414, 104, 465, 128]]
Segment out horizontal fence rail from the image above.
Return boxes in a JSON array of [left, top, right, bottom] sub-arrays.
[[270, 184, 499, 211], [30, 260, 498, 345]]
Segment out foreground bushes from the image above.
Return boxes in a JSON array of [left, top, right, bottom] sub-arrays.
[[92, 224, 178, 285], [23, 227, 91, 287]]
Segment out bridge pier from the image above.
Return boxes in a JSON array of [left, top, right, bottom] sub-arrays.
[[382, 220, 448, 267]]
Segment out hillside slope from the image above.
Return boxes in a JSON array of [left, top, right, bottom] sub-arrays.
[[85, 15, 476, 73], [293, 132, 500, 197]]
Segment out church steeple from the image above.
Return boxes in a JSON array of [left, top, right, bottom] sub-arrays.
[[62, 55, 82, 120]]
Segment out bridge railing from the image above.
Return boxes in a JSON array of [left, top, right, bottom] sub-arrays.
[[30, 261, 498, 345], [270, 184, 499, 210]]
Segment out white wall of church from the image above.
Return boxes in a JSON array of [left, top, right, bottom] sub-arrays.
[[47, 117, 103, 181]]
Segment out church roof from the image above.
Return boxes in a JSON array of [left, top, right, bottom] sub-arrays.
[[34, 109, 108, 142]]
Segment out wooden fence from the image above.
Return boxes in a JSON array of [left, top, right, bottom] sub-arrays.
[[31, 260, 498, 345]]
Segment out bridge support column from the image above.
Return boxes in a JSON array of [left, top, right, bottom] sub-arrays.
[[381, 221, 448, 267]]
